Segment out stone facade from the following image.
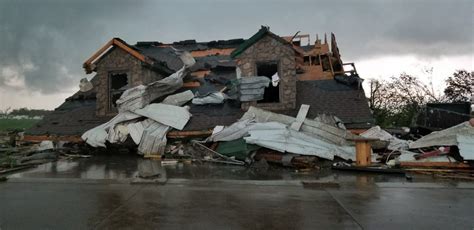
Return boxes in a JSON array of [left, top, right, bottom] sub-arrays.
[[95, 47, 165, 116], [236, 35, 297, 111]]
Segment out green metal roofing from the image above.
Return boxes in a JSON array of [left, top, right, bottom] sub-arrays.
[[230, 26, 294, 58], [216, 138, 260, 161]]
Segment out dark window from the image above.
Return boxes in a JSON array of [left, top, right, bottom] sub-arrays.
[[109, 72, 129, 111], [256, 62, 280, 103]]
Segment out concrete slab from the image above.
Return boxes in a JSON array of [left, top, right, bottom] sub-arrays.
[[1, 155, 474, 229], [95, 184, 361, 230], [327, 187, 474, 230]]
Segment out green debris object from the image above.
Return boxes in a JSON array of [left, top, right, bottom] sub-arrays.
[[216, 138, 260, 161]]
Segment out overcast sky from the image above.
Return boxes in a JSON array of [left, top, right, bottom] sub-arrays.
[[0, 0, 472, 110]]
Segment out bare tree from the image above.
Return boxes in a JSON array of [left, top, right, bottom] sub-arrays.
[[444, 70, 473, 102], [0, 107, 11, 117], [368, 73, 443, 127]]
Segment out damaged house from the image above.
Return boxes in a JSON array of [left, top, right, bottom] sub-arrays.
[[25, 27, 374, 154]]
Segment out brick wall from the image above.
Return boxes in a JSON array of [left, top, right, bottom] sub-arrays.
[[95, 47, 164, 116], [236, 35, 297, 111]]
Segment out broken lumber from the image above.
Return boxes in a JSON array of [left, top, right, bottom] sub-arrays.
[[400, 162, 472, 169]]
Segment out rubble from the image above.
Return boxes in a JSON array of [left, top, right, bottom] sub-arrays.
[[241, 106, 357, 146], [81, 51, 196, 156], [360, 126, 409, 151], [313, 113, 346, 130], [116, 51, 195, 112], [254, 149, 319, 169], [161, 90, 194, 106], [134, 104, 191, 130], [138, 121, 170, 156], [0, 139, 93, 176], [81, 111, 141, 147], [244, 122, 355, 161], [206, 119, 256, 142], [192, 92, 226, 105], [409, 121, 474, 160]]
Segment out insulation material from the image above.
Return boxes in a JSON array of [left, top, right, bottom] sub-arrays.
[[236, 67, 242, 79], [241, 106, 356, 146], [244, 122, 355, 161], [360, 126, 409, 151], [161, 90, 194, 106], [138, 121, 170, 155], [271, 73, 280, 87], [206, 119, 255, 142], [239, 76, 271, 102], [79, 78, 93, 92], [134, 103, 191, 130], [409, 121, 474, 149], [116, 51, 195, 112], [81, 111, 141, 147], [192, 92, 226, 105]]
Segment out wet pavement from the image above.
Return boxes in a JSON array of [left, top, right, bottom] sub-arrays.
[[1, 155, 474, 229]]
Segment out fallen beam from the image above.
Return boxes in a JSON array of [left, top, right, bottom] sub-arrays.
[[331, 165, 406, 174], [167, 130, 213, 138], [22, 135, 84, 143], [400, 162, 472, 169]]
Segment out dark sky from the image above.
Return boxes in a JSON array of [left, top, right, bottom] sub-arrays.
[[0, 0, 472, 109]]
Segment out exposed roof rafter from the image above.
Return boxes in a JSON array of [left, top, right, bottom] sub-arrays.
[[83, 38, 152, 74]]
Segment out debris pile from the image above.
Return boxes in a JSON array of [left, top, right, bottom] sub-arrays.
[[0, 139, 91, 176], [79, 47, 358, 171], [74, 48, 473, 179], [332, 119, 474, 180], [81, 51, 197, 155]]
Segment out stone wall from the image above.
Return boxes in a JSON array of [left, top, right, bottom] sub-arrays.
[[95, 47, 164, 116], [236, 35, 297, 111]]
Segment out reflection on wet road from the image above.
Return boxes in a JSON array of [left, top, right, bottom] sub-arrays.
[[1, 155, 474, 229]]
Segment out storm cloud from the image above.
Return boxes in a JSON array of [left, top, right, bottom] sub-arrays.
[[0, 0, 472, 97]]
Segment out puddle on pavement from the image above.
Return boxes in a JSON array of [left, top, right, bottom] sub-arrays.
[[8, 154, 440, 185]]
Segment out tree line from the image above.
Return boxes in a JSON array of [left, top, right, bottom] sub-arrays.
[[368, 70, 472, 128], [0, 107, 52, 117]]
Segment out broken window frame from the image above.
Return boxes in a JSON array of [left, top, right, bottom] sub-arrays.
[[255, 60, 281, 104], [107, 70, 130, 113]]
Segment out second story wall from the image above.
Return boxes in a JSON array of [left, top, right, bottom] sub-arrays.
[[236, 35, 297, 111], [95, 47, 164, 116]]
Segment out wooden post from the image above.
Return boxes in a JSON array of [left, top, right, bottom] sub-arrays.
[[348, 138, 377, 167], [355, 140, 371, 166]]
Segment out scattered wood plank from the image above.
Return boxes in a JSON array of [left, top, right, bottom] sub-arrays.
[[331, 165, 406, 174], [400, 162, 472, 169], [0, 165, 35, 175]]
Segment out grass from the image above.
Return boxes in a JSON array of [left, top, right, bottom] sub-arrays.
[[0, 118, 40, 132]]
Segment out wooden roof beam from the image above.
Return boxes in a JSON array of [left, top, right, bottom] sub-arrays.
[[83, 38, 151, 74]]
